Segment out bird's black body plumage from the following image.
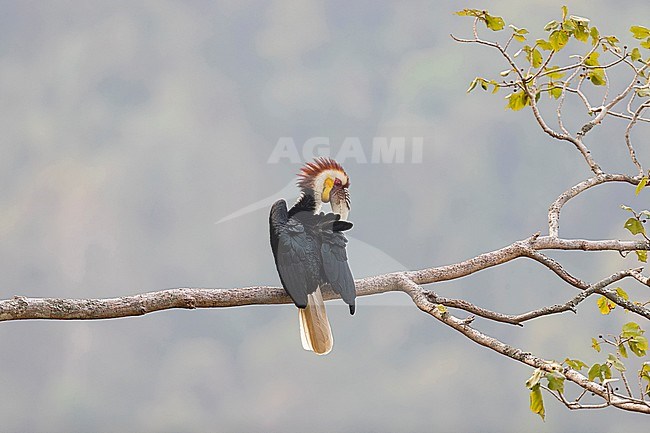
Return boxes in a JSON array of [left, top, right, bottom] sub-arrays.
[[269, 194, 356, 314]]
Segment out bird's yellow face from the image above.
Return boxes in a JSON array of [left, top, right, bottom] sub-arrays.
[[321, 173, 348, 203], [321, 177, 334, 203]]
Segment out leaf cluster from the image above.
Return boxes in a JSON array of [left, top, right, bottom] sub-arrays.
[[457, 5, 650, 420], [458, 5, 650, 111], [527, 322, 648, 419]]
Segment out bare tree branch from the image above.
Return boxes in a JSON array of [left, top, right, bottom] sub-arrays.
[[2, 234, 648, 323], [400, 278, 650, 414], [548, 174, 639, 238]]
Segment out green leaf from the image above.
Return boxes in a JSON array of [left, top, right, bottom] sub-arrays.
[[642, 39, 650, 49], [467, 77, 479, 93], [601, 364, 612, 380], [592, 337, 601, 353], [631, 47, 642, 62], [602, 35, 620, 52], [631, 25, 650, 40], [529, 384, 545, 421], [549, 86, 563, 99], [455, 9, 472, 16], [635, 249, 647, 262], [622, 321, 643, 338], [455, 10, 505, 31], [622, 322, 646, 356], [485, 14, 505, 31], [512, 26, 528, 42], [506, 91, 530, 111], [550, 30, 570, 51], [545, 372, 565, 393], [570, 16, 590, 43], [510, 25, 528, 42], [607, 353, 626, 372], [588, 68, 606, 86], [526, 368, 544, 389], [615, 287, 629, 300], [624, 217, 645, 236], [584, 51, 600, 66], [622, 322, 647, 357], [621, 204, 634, 212], [532, 48, 543, 68], [561, 5, 568, 21], [536, 38, 554, 51], [564, 358, 588, 371], [467, 77, 499, 93], [436, 304, 448, 314], [562, 19, 575, 33], [544, 20, 560, 32], [588, 363, 602, 381], [629, 336, 648, 357], [590, 26, 600, 45], [597, 296, 615, 314], [584, 52, 606, 85], [636, 177, 648, 195]]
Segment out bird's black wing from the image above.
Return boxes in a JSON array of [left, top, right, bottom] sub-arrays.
[[269, 199, 317, 309], [318, 213, 356, 314]]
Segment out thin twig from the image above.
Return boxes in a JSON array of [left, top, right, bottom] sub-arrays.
[[624, 101, 650, 176]]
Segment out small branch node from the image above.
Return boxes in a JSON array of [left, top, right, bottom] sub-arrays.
[[461, 315, 475, 326]]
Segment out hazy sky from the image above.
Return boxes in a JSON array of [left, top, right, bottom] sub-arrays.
[[0, 1, 648, 431]]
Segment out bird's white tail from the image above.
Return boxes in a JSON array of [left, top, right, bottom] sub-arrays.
[[298, 287, 333, 355]]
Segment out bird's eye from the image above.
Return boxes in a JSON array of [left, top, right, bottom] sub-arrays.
[[334, 178, 342, 187]]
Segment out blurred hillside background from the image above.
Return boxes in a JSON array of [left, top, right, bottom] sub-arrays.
[[1, 0, 649, 431]]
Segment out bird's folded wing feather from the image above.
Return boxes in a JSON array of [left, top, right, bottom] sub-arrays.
[[270, 200, 313, 308], [319, 217, 356, 309]]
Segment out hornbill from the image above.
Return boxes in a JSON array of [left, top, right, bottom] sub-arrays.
[[269, 158, 355, 355]]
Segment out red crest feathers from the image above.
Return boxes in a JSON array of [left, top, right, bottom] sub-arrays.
[[297, 157, 349, 191]]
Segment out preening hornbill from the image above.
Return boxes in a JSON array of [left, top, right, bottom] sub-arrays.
[[269, 158, 355, 355]]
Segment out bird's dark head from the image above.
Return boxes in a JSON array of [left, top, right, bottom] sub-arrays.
[[297, 157, 351, 219]]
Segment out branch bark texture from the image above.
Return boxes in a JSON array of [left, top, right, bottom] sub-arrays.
[[2, 236, 648, 323]]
